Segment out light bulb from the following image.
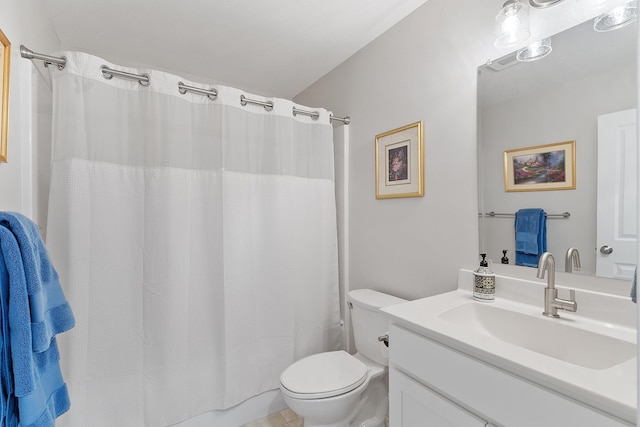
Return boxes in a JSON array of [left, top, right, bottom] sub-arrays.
[[517, 38, 553, 62], [494, 0, 531, 48], [594, 0, 637, 31]]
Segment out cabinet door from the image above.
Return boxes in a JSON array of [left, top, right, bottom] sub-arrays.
[[390, 368, 487, 427]]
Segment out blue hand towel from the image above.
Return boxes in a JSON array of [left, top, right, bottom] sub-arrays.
[[0, 226, 34, 397], [0, 213, 74, 426], [0, 212, 75, 354], [0, 234, 17, 427], [514, 208, 547, 267]]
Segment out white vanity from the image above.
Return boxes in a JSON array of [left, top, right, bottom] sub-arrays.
[[382, 266, 637, 426]]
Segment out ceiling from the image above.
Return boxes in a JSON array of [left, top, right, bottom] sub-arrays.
[[40, 0, 429, 99]]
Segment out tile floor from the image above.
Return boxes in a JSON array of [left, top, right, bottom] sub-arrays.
[[241, 408, 304, 427], [242, 409, 390, 427]]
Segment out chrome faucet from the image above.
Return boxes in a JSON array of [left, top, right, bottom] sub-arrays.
[[565, 247, 581, 273], [537, 252, 577, 318]]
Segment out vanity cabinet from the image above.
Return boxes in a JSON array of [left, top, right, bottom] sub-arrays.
[[388, 324, 633, 427], [391, 367, 492, 426]]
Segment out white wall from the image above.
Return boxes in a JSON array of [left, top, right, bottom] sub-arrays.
[[294, 0, 604, 300], [0, 1, 59, 229]]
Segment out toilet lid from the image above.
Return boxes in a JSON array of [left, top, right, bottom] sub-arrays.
[[280, 351, 368, 399]]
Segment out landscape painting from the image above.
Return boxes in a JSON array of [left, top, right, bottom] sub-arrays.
[[503, 141, 575, 192]]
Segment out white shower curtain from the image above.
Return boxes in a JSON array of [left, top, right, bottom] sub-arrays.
[[45, 52, 342, 427]]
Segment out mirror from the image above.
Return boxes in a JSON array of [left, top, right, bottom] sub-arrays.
[[478, 18, 637, 279]]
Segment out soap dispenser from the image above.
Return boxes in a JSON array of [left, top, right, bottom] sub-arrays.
[[501, 250, 509, 264], [473, 254, 495, 302]]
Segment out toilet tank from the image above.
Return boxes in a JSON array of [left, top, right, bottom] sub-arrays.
[[348, 289, 407, 365]]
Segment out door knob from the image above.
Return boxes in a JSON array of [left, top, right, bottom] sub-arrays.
[[600, 245, 613, 255]]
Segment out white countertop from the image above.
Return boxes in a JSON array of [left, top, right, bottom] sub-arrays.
[[382, 270, 637, 424]]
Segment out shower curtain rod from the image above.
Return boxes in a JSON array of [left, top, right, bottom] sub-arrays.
[[100, 65, 150, 86], [294, 107, 351, 124], [20, 45, 67, 69], [178, 81, 218, 100], [293, 107, 319, 120], [239, 95, 350, 124], [20, 45, 351, 125], [330, 115, 351, 124]]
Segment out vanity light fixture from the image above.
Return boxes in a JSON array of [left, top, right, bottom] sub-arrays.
[[576, 0, 627, 15], [494, 0, 531, 48], [593, 0, 637, 31], [516, 37, 553, 61], [575, 0, 638, 31], [529, 0, 565, 8]]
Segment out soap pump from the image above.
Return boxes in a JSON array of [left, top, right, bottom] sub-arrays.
[[473, 254, 495, 302], [501, 250, 509, 264]]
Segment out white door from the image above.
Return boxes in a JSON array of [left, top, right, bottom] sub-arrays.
[[596, 108, 637, 279]]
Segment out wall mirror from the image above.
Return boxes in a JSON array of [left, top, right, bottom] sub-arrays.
[[477, 18, 637, 280]]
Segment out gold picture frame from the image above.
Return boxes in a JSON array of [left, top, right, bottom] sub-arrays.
[[0, 29, 9, 163], [503, 140, 575, 192], [375, 121, 424, 199]]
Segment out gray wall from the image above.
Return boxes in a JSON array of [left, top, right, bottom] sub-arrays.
[[0, 1, 60, 231], [295, 0, 602, 300]]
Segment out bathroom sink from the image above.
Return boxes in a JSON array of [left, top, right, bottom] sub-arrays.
[[382, 272, 638, 424], [438, 303, 635, 370]]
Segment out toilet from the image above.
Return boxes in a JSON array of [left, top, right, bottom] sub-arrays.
[[279, 289, 407, 427]]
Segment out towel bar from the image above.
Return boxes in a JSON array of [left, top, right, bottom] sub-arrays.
[[482, 211, 570, 219]]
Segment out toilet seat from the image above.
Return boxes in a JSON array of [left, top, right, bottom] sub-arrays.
[[280, 351, 368, 400]]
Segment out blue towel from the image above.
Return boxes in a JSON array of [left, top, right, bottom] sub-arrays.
[[514, 208, 547, 268], [0, 213, 75, 354], [0, 212, 74, 426], [0, 233, 17, 427]]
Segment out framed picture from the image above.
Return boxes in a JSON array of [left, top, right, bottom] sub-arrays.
[[375, 121, 424, 199], [0, 29, 9, 163], [503, 140, 575, 192]]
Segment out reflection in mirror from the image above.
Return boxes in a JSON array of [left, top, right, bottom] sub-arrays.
[[478, 19, 637, 279]]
